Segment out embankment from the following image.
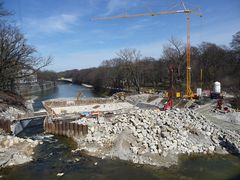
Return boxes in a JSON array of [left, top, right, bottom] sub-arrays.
[[0, 133, 41, 168], [18, 81, 56, 96], [0, 91, 41, 168]]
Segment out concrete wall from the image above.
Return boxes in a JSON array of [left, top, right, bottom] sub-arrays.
[[18, 81, 56, 95]]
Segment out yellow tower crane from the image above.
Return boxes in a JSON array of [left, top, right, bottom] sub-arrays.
[[94, 1, 202, 98]]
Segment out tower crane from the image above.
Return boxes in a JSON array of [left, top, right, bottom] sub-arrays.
[[94, 1, 202, 98]]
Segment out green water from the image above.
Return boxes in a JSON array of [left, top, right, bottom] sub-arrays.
[[0, 136, 239, 180]]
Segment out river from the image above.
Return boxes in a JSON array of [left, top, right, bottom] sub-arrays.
[[33, 82, 94, 110], [0, 82, 240, 179]]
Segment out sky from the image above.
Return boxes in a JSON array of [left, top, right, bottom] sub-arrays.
[[4, 0, 240, 71]]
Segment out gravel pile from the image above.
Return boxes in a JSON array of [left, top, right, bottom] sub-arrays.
[[77, 108, 240, 166]]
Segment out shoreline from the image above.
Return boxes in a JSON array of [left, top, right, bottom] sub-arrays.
[[0, 93, 42, 168], [81, 83, 94, 88], [18, 81, 56, 96]]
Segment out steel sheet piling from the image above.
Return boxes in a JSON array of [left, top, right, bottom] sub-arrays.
[[43, 118, 88, 138]]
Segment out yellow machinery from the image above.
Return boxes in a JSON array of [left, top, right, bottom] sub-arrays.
[[94, 1, 202, 98]]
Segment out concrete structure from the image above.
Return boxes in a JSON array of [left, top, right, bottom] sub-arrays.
[[58, 78, 73, 83], [0, 111, 47, 135], [18, 69, 38, 85]]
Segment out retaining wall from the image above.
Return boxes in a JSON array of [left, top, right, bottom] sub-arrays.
[[44, 117, 88, 137]]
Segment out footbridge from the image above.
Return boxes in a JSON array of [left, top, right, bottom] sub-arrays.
[[58, 78, 73, 83]]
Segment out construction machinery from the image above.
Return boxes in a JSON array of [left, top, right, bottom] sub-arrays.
[[163, 98, 173, 110], [94, 1, 202, 98]]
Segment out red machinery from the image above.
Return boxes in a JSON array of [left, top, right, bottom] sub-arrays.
[[163, 98, 173, 110]]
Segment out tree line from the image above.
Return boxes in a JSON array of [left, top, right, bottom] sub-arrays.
[[59, 33, 240, 94]]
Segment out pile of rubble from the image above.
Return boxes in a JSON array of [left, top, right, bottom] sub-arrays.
[[75, 108, 240, 167], [0, 99, 33, 121], [0, 134, 41, 168], [0, 107, 25, 121]]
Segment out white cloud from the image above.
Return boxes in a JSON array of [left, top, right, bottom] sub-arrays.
[[106, 0, 128, 14], [26, 14, 78, 33], [102, 0, 138, 16]]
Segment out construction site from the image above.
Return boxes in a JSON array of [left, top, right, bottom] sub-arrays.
[[35, 84, 239, 167], [0, 0, 240, 179], [32, 0, 239, 167]]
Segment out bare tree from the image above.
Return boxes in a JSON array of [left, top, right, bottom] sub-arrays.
[[117, 48, 142, 93], [0, 22, 51, 91], [231, 31, 240, 53], [162, 37, 186, 83]]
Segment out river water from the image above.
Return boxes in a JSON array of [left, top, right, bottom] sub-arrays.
[[0, 82, 240, 179], [33, 82, 94, 110]]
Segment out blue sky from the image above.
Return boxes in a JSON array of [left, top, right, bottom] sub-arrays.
[[4, 0, 240, 71]]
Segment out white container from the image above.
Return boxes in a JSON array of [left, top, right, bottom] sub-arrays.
[[196, 88, 202, 96], [213, 81, 221, 94]]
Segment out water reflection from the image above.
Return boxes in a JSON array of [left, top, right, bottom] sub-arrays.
[[33, 82, 94, 110]]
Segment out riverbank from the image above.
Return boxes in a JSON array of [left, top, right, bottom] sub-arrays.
[[0, 132, 41, 168], [18, 81, 56, 96], [0, 91, 42, 168]]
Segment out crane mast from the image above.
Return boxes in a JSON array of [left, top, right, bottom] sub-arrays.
[[186, 13, 193, 97], [94, 4, 201, 98]]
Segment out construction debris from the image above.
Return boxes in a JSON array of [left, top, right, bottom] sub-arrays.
[[0, 134, 40, 168], [73, 107, 240, 167]]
